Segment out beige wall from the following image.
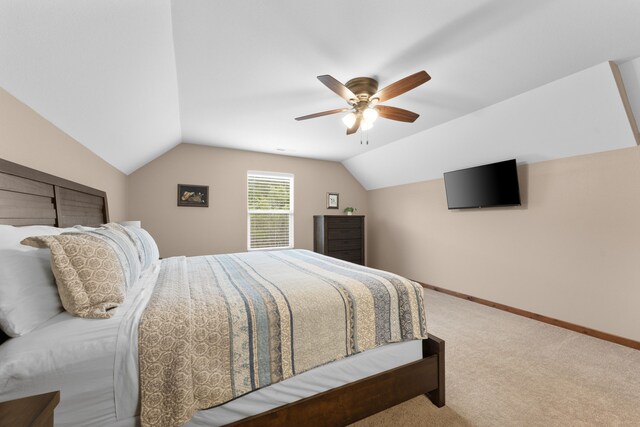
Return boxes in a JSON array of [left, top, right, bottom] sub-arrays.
[[367, 146, 640, 341], [0, 87, 127, 221], [128, 143, 368, 257]]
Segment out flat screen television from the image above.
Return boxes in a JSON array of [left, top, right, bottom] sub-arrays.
[[444, 159, 521, 209]]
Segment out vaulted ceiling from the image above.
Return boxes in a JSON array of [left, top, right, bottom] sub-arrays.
[[1, 0, 640, 175]]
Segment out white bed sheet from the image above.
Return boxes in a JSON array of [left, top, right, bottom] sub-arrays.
[[0, 260, 425, 427], [0, 262, 161, 426]]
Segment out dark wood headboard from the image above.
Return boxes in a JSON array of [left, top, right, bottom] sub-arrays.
[[0, 158, 110, 344], [0, 158, 109, 227]]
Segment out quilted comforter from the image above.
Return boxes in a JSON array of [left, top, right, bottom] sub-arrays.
[[138, 249, 427, 427]]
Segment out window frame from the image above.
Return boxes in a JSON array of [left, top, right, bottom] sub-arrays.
[[247, 170, 294, 251]]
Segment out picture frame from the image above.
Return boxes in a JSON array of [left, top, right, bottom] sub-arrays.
[[327, 192, 339, 209], [177, 184, 209, 207]]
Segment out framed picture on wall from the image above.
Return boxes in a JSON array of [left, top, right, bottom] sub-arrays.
[[178, 184, 209, 207], [327, 192, 339, 209]]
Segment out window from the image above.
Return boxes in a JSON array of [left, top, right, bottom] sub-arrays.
[[247, 171, 294, 250]]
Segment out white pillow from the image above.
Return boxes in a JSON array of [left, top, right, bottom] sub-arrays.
[[121, 225, 160, 272], [0, 224, 70, 250], [0, 225, 71, 336], [0, 249, 63, 336]]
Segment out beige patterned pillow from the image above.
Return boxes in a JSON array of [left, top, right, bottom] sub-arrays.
[[21, 234, 125, 318]]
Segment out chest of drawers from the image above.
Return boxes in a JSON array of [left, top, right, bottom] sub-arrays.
[[313, 215, 364, 265]]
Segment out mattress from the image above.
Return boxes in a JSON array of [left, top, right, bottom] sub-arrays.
[[0, 261, 425, 426]]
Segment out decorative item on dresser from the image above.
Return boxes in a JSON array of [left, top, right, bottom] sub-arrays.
[[313, 215, 364, 265], [0, 391, 60, 427], [343, 206, 357, 215]]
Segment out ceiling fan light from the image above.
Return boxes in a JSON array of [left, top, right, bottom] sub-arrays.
[[342, 112, 357, 128], [342, 112, 356, 129], [363, 107, 378, 123], [361, 119, 373, 131]]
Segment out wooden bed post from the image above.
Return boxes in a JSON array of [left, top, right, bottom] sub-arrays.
[[424, 334, 446, 407]]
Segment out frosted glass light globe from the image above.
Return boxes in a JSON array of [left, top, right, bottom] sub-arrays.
[[362, 107, 378, 123], [342, 112, 357, 128]]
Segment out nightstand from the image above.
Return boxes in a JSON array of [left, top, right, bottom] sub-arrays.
[[0, 391, 60, 427]]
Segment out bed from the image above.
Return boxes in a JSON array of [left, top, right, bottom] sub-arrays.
[[0, 158, 445, 426]]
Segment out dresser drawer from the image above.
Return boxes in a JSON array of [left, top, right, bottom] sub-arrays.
[[314, 215, 365, 266], [328, 228, 362, 240], [328, 238, 362, 251], [330, 249, 363, 264], [326, 217, 363, 229]]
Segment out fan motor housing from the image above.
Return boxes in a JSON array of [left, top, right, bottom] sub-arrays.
[[345, 77, 379, 101]]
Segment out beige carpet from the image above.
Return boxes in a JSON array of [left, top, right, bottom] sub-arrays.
[[352, 289, 640, 426]]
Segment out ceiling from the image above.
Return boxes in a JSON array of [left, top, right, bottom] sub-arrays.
[[1, 0, 640, 174]]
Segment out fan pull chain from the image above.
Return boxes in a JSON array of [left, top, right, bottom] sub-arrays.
[[359, 128, 369, 145]]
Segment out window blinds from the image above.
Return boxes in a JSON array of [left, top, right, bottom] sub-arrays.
[[247, 172, 294, 250]]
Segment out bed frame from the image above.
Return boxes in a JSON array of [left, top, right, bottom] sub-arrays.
[[0, 158, 446, 425], [230, 336, 445, 426]]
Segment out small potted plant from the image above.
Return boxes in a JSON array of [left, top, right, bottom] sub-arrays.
[[343, 207, 357, 216]]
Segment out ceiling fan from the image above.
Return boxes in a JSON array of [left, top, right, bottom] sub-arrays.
[[295, 71, 430, 135]]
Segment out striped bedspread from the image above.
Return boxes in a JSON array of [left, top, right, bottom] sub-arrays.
[[138, 249, 427, 427]]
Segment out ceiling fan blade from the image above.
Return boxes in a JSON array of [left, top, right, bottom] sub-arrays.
[[377, 105, 420, 122], [346, 115, 361, 135], [318, 75, 358, 104], [295, 108, 350, 121], [371, 71, 431, 104]]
